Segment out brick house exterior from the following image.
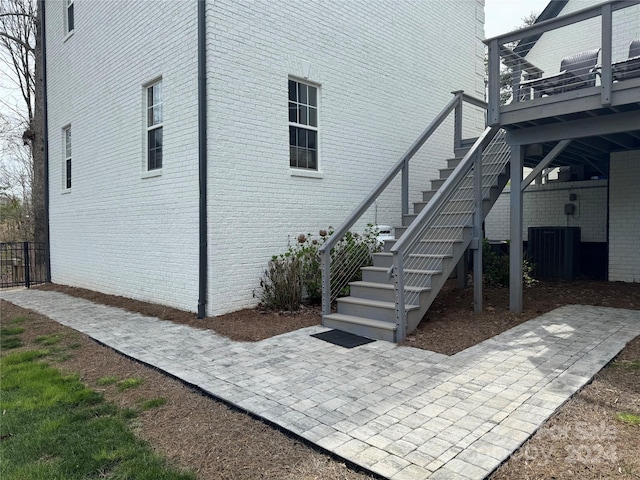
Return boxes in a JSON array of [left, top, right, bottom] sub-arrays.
[[44, 0, 487, 315]]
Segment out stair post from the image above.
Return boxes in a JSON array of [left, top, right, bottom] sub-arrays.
[[402, 159, 409, 216], [321, 248, 331, 316], [472, 148, 483, 313], [452, 90, 463, 151], [392, 252, 407, 342]]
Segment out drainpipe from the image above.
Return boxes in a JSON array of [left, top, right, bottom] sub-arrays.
[[197, 0, 208, 318], [40, 0, 51, 282]]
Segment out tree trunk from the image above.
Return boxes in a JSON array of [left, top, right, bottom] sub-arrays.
[[32, 3, 46, 269]]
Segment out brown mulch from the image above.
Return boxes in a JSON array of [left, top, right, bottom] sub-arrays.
[[37, 279, 640, 355], [3, 279, 639, 479], [36, 283, 320, 342]]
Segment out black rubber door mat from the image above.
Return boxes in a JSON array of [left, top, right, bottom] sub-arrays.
[[311, 329, 375, 348]]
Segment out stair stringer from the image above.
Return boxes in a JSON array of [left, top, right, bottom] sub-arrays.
[[404, 227, 473, 332], [322, 132, 510, 343], [405, 165, 510, 335]]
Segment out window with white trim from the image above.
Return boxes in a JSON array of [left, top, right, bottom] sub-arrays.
[[63, 126, 71, 189], [65, 0, 74, 34], [288, 79, 318, 170], [146, 80, 163, 171]]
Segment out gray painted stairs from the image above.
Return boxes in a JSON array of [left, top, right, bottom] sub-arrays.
[[323, 137, 509, 342]]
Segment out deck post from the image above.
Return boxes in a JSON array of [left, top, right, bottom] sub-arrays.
[[601, 3, 612, 106], [487, 39, 501, 126], [509, 144, 524, 313]]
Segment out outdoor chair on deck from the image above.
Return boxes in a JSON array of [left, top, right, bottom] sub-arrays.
[[520, 48, 600, 98], [611, 39, 640, 81]]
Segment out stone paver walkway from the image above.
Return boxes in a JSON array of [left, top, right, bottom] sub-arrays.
[[2, 289, 639, 479]]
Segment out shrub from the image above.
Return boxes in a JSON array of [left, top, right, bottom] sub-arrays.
[[259, 225, 382, 310], [259, 254, 304, 311], [482, 239, 536, 287]]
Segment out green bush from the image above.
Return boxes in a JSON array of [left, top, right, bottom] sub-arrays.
[[259, 225, 381, 311], [482, 239, 536, 287], [259, 254, 304, 311]]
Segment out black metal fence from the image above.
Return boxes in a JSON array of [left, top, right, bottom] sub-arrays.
[[0, 242, 47, 288]]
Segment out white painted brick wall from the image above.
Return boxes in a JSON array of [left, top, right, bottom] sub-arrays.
[[485, 180, 608, 243], [205, 0, 486, 314], [46, 0, 485, 315], [46, 1, 200, 311], [609, 150, 640, 283]]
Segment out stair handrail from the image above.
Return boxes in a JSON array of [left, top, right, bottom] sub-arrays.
[[389, 125, 502, 340], [389, 126, 500, 258], [319, 91, 487, 316]]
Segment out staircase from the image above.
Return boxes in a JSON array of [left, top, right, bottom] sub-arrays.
[[322, 131, 510, 342]]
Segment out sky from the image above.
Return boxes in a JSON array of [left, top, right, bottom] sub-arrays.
[[484, 0, 552, 38]]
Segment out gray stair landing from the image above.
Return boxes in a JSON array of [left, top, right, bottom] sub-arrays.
[[3, 289, 639, 480]]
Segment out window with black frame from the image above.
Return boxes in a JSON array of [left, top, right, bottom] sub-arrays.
[[288, 79, 318, 170]]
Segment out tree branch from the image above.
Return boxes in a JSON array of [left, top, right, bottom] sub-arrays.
[[0, 31, 34, 52]]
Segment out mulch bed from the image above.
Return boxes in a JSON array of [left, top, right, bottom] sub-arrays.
[[36, 279, 640, 355]]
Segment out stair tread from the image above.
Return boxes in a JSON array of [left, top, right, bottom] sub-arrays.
[[362, 266, 443, 275], [419, 238, 465, 243], [350, 281, 431, 293], [337, 296, 420, 310], [374, 252, 452, 258], [323, 313, 397, 331]]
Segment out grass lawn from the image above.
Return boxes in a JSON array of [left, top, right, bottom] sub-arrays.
[[0, 321, 195, 480]]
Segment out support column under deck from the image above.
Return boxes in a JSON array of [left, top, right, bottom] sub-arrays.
[[509, 144, 524, 313]]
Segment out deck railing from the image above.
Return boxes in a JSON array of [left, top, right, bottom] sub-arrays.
[[485, 0, 640, 126], [319, 91, 487, 316]]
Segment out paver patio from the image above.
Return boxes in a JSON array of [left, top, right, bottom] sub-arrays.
[[2, 289, 639, 479]]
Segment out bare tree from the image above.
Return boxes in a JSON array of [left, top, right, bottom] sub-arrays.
[[0, 0, 43, 246]]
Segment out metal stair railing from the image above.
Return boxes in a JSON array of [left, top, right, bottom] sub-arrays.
[[389, 128, 511, 340], [319, 91, 488, 316]]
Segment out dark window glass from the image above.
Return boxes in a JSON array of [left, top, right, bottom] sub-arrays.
[[309, 107, 317, 127], [308, 86, 317, 107], [67, 3, 74, 32], [288, 103, 297, 123], [299, 105, 307, 125], [288, 80, 297, 102], [148, 127, 163, 170], [66, 159, 71, 189], [298, 84, 307, 104]]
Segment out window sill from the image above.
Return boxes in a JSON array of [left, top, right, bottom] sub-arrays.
[[290, 169, 323, 179], [61, 188, 71, 195], [63, 30, 74, 43], [142, 169, 162, 179]]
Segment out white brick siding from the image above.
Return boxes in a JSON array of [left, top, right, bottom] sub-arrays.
[[204, 0, 486, 314], [46, 0, 486, 315], [46, 1, 200, 311], [485, 180, 608, 242], [609, 150, 640, 282]]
